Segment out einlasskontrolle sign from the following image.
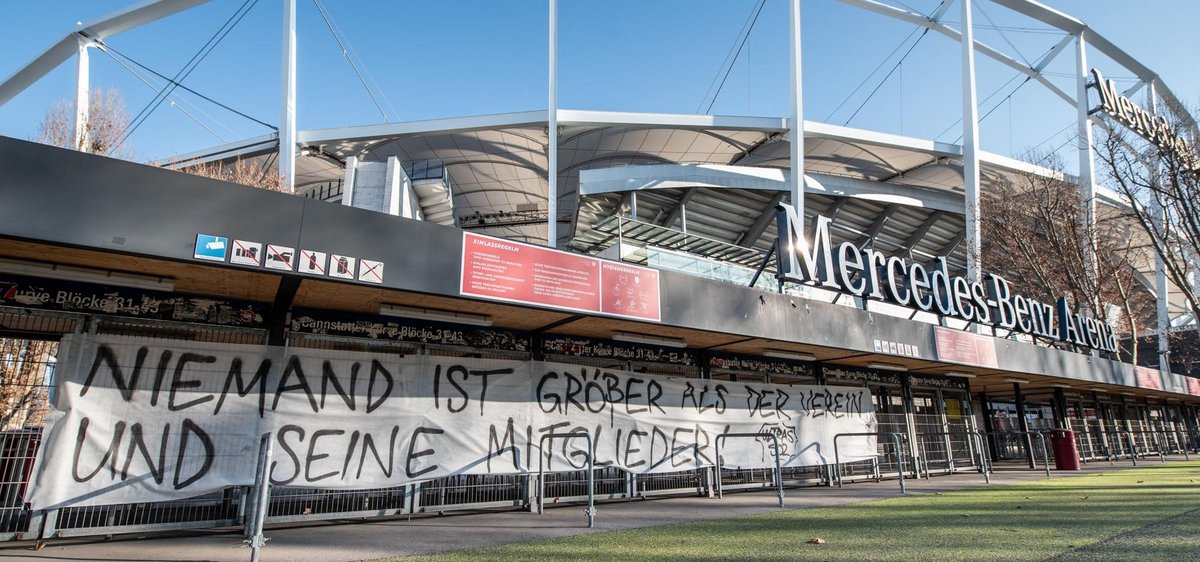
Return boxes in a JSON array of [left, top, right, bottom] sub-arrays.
[[774, 204, 1118, 353]]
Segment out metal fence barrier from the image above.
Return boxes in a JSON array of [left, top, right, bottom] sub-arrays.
[[1124, 430, 1166, 463], [833, 432, 907, 494], [9, 424, 1198, 543], [713, 433, 784, 507], [537, 432, 594, 528], [917, 431, 990, 484], [0, 430, 42, 541], [994, 431, 1051, 478]]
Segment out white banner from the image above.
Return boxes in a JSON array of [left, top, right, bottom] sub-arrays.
[[27, 335, 877, 509]]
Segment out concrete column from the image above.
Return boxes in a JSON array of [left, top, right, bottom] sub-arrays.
[[385, 157, 402, 217], [1052, 387, 1069, 430], [341, 156, 357, 206]]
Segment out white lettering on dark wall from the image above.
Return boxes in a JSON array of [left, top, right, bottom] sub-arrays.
[[774, 204, 1119, 353], [1091, 69, 1193, 162]]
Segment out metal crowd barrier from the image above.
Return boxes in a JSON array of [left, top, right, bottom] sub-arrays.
[[916, 431, 991, 484], [537, 432, 595, 528], [1124, 430, 1166, 463], [713, 433, 784, 507], [995, 431, 1051, 478], [833, 432, 907, 494], [9, 423, 1196, 543]]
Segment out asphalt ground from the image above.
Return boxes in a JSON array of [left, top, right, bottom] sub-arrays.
[[0, 456, 1189, 562]]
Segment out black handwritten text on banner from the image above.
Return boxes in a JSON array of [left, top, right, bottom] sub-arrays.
[[27, 335, 876, 509]]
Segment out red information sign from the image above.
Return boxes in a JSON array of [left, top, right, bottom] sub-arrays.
[[461, 233, 660, 321], [934, 327, 998, 368], [1135, 366, 1164, 391], [1188, 377, 1200, 397], [599, 261, 661, 321]]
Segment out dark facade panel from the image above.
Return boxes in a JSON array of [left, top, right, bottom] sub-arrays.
[[0, 137, 1154, 391], [294, 197, 462, 296], [0, 137, 305, 261], [656, 269, 1136, 386]]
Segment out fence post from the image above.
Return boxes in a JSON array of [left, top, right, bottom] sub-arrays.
[[970, 431, 990, 484], [18, 510, 44, 541], [1122, 431, 1137, 466], [37, 509, 58, 541], [1032, 432, 1050, 478], [244, 433, 273, 562]]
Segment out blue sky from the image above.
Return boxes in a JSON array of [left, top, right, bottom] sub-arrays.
[[1, 0, 1198, 170]]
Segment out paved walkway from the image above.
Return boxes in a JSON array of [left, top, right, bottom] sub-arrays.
[[1, 456, 1189, 562]]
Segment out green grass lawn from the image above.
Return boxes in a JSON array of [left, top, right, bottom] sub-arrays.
[[400, 461, 1200, 562]]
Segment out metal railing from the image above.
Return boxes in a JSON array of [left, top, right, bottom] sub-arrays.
[[995, 431, 1051, 477], [833, 433, 907, 494], [713, 433, 784, 507], [416, 475, 524, 512], [1120, 430, 1166, 463], [0, 429, 42, 541], [537, 432, 594, 528], [917, 431, 991, 484]]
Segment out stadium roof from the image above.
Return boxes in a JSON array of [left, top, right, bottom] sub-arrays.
[[161, 108, 1191, 322]]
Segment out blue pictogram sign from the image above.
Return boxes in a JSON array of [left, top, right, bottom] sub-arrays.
[[194, 234, 229, 262]]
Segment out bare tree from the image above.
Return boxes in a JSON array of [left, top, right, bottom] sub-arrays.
[[38, 85, 286, 191], [0, 339, 55, 430], [35, 87, 132, 158], [1095, 102, 1200, 325], [981, 158, 1156, 362], [180, 158, 288, 192]]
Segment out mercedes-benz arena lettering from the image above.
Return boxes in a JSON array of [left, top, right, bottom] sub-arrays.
[[775, 204, 1119, 353], [1090, 68, 1194, 161]]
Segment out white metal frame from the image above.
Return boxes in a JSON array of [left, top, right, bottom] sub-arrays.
[[0, 0, 1193, 331]]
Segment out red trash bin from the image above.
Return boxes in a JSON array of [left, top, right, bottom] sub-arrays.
[[1051, 429, 1081, 470]]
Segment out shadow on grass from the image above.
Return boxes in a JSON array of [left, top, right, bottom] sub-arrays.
[[1046, 507, 1200, 562], [408, 461, 1200, 562]]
